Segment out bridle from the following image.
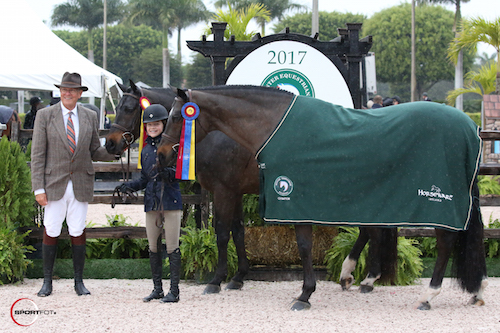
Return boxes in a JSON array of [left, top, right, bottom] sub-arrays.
[[161, 89, 200, 154], [110, 91, 142, 147]]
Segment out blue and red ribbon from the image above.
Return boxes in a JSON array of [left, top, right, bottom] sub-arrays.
[[176, 102, 199, 180]]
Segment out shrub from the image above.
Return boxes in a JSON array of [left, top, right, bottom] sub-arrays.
[[180, 222, 238, 281], [0, 226, 34, 284], [90, 214, 148, 259], [478, 175, 500, 195], [0, 137, 36, 227], [0, 137, 36, 284], [324, 227, 422, 286], [485, 219, 500, 258]]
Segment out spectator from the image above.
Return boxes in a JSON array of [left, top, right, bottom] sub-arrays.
[[371, 95, 383, 109], [422, 92, 432, 101], [24, 96, 44, 129]]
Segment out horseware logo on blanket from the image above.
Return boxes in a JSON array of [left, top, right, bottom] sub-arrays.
[[274, 176, 294, 199], [418, 185, 454, 202]]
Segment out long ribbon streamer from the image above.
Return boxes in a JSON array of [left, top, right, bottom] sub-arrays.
[[175, 102, 199, 180], [138, 97, 151, 169]]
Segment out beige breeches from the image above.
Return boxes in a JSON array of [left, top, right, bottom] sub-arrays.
[[145, 210, 182, 254]]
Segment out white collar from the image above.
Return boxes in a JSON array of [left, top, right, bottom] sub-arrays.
[[61, 103, 78, 116]]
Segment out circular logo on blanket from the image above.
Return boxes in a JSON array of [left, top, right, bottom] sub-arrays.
[[261, 69, 315, 97], [274, 176, 294, 196]]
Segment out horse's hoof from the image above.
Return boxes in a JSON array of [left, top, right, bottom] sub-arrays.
[[225, 280, 243, 290], [203, 284, 221, 294], [417, 301, 431, 310], [360, 284, 374, 293], [468, 296, 485, 306], [340, 277, 354, 291], [290, 299, 311, 311]]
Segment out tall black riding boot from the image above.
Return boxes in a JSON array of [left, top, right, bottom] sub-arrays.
[[37, 244, 57, 297], [72, 244, 91, 296], [143, 251, 164, 302], [161, 248, 181, 303]]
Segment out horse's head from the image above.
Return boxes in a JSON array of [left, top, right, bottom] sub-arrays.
[[105, 80, 142, 155], [157, 88, 190, 169]]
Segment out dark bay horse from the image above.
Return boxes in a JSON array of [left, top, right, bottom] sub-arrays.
[[0, 105, 20, 139], [105, 81, 258, 293], [108, 82, 397, 300], [157, 85, 488, 311]]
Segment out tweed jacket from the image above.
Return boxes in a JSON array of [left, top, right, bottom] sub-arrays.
[[31, 102, 115, 202]]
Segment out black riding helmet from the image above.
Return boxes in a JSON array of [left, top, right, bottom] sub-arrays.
[[143, 104, 168, 123]]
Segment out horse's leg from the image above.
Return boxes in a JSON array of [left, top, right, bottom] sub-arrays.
[[225, 196, 249, 290], [203, 191, 235, 294], [340, 227, 370, 290], [416, 229, 457, 310], [290, 224, 315, 311], [359, 227, 384, 293]]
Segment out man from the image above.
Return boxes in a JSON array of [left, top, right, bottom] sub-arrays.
[[31, 72, 117, 297], [371, 95, 383, 109], [24, 96, 44, 129], [422, 92, 432, 101]]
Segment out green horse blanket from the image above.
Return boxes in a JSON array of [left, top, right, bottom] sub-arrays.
[[256, 96, 481, 231]]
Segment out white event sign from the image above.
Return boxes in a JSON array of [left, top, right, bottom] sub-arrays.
[[226, 40, 354, 108]]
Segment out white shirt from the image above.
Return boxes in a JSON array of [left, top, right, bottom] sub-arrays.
[[61, 103, 79, 145]]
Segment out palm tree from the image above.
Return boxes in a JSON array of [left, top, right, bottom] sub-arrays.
[[51, 0, 125, 63], [214, 0, 305, 36], [168, 0, 209, 63], [448, 17, 500, 94], [207, 3, 270, 41], [446, 62, 497, 105], [127, 0, 175, 87], [417, 0, 470, 108], [127, 0, 208, 86], [477, 51, 496, 67]]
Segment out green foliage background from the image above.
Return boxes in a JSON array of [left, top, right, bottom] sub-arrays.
[[0, 137, 36, 283], [54, 24, 183, 87], [273, 11, 366, 40], [361, 3, 475, 101]]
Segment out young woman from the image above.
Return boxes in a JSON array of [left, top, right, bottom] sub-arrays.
[[116, 104, 182, 303]]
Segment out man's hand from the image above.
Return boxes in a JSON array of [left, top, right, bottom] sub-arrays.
[[36, 193, 48, 206]]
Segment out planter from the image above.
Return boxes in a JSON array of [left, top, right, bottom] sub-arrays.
[[244, 225, 338, 266]]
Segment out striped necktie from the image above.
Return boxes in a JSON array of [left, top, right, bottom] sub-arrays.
[[67, 112, 76, 154]]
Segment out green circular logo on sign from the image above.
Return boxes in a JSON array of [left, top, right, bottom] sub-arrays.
[[261, 69, 315, 97]]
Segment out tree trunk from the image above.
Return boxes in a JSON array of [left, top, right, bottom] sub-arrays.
[[162, 28, 170, 88]]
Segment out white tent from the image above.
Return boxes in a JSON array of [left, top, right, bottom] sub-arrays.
[[0, 0, 122, 102]]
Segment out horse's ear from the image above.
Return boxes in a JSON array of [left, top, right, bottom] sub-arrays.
[[177, 88, 189, 103], [130, 79, 139, 93], [117, 81, 127, 93]]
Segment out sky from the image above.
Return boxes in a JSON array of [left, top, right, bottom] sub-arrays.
[[25, 0, 500, 64]]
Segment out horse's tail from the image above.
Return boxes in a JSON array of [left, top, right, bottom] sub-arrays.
[[452, 181, 487, 293], [378, 227, 398, 284]]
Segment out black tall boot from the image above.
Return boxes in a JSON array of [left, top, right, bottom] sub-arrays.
[[37, 244, 57, 297], [143, 251, 164, 302], [72, 244, 91, 296], [161, 248, 181, 303]]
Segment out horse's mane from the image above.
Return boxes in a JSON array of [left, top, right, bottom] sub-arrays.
[[196, 85, 294, 96], [11, 110, 20, 123]]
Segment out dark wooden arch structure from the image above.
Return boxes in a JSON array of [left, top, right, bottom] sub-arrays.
[[187, 22, 372, 108]]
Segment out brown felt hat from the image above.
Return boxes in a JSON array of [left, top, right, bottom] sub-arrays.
[[54, 72, 88, 91]]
